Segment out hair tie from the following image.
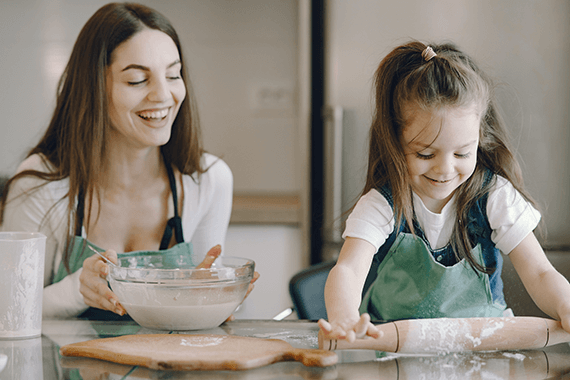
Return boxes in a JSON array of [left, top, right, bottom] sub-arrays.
[[422, 46, 437, 61]]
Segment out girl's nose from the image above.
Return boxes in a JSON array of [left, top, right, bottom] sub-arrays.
[[433, 155, 453, 174], [147, 78, 170, 102]]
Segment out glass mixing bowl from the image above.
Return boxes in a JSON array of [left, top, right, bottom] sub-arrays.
[[108, 255, 255, 331]]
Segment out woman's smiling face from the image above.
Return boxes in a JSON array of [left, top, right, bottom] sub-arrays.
[[106, 27, 186, 150], [401, 104, 481, 213]]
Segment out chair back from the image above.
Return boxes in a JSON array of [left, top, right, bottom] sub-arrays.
[[288, 261, 335, 320]]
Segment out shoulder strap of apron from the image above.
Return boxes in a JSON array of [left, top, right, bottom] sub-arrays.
[[75, 188, 85, 236], [159, 151, 185, 249]]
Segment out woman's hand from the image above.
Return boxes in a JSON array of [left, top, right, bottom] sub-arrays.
[[318, 313, 381, 343], [79, 249, 126, 315], [197, 244, 261, 323]]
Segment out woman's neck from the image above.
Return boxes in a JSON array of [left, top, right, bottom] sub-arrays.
[[100, 143, 166, 192]]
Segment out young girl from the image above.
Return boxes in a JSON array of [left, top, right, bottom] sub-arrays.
[[318, 41, 570, 342]]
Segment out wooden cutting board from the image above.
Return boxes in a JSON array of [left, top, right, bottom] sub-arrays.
[[60, 334, 338, 371]]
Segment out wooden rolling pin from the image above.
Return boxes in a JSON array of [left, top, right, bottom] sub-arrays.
[[319, 317, 570, 354]]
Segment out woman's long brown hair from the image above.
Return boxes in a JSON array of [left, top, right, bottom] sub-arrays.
[[362, 40, 540, 273], [0, 3, 205, 272]]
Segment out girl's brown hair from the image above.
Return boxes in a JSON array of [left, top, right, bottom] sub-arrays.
[[1, 3, 205, 271], [363, 40, 538, 272]]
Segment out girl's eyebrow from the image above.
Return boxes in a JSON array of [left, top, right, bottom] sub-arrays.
[[411, 140, 477, 149], [121, 59, 181, 72]]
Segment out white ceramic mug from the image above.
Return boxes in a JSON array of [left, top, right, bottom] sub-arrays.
[[0, 232, 46, 339]]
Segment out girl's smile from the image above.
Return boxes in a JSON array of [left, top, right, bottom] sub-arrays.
[[402, 104, 481, 213]]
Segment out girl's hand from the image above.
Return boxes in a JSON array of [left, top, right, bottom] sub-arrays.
[[318, 313, 381, 343], [79, 249, 126, 315]]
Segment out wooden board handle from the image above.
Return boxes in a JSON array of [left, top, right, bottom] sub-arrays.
[[319, 317, 570, 354]]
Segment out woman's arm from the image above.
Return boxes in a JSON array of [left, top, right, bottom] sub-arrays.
[[185, 156, 233, 258], [2, 160, 90, 318], [318, 237, 380, 342], [509, 232, 570, 332]]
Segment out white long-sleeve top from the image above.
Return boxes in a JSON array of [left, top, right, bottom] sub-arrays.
[[2, 153, 233, 319]]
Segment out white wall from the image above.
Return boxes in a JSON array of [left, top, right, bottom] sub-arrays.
[[226, 225, 303, 319], [326, 0, 570, 247]]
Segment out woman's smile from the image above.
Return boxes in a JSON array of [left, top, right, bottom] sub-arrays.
[[137, 107, 170, 121]]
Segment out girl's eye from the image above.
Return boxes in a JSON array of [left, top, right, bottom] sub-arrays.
[[455, 153, 471, 158], [416, 152, 434, 160], [167, 74, 182, 81]]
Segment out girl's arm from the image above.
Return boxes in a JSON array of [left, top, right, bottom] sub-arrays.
[[318, 237, 380, 342], [509, 232, 570, 332]]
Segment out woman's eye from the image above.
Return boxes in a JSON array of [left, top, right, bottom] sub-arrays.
[[416, 152, 434, 160], [128, 79, 146, 86]]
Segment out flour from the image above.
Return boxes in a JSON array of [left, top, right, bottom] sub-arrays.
[[180, 336, 227, 347], [501, 352, 526, 361], [401, 318, 473, 354], [123, 302, 241, 331], [481, 320, 504, 338], [109, 276, 248, 330], [399, 318, 508, 354]]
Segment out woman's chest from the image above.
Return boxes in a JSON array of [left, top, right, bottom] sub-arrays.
[[86, 193, 174, 252]]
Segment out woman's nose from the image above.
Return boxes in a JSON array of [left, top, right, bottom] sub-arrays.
[[147, 78, 170, 102]]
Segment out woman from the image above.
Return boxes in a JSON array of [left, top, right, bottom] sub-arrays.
[[1, 3, 253, 319]]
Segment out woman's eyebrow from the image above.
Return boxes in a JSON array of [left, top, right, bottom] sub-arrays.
[[121, 60, 181, 72]]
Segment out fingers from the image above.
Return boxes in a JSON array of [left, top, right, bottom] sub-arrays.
[[80, 250, 126, 315], [354, 313, 370, 337], [223, 272, 260, 323], [318, 313, 380, 342], [318, 319, 332, 333], [367, 323, 382, 339], [251, 271, 260, 284], [242, 272, 260, 301], [196, 244, 222, 269]]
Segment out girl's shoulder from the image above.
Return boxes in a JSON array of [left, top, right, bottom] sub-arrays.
[[487, 174, 517, 199], [486, 174, 540, 220]]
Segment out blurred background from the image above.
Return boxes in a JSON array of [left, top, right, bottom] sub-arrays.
[[1, 0, 569, 319]]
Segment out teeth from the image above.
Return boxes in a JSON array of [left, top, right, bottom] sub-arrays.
[[428, 177, 450, 183], [138, 109, 168, 120]]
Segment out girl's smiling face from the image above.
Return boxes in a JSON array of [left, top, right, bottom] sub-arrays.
[[106, 27, 186, 150], [401, 104, 481, 213]]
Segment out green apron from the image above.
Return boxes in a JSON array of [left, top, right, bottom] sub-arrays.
[[53, 236, 195, 284], [360, 232, 506, 320], [53, 154, 196, 320]]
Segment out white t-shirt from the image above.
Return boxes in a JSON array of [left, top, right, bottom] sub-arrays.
[[2, 153, 233, 319], [343, 176, 541, 254]]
